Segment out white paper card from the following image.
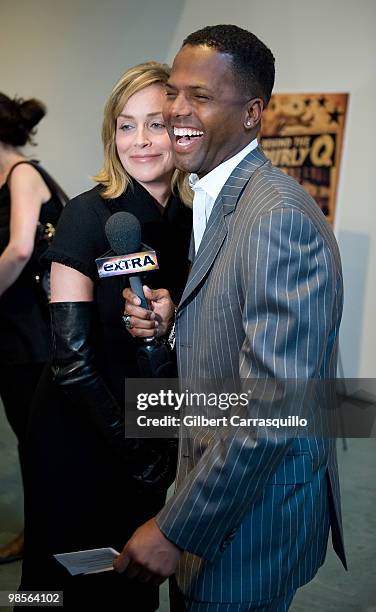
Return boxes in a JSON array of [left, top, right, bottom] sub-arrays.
[[54, 547, 120, 576]]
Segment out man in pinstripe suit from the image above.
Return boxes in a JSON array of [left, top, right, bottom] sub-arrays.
[[116, 25, 346, 611]]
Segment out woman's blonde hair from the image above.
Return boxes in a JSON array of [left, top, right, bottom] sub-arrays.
[[94, 61, 191, 205]]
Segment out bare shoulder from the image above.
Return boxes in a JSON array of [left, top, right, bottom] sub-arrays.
[[9, 162, 51, 202]]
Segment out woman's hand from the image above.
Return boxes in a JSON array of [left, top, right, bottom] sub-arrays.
[[122, 285, 175, 338]]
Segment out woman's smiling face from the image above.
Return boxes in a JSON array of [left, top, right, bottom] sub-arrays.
[[115, 84, 174, 190]]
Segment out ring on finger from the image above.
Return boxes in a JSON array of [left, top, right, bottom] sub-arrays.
[[122, 314, 133, 329]]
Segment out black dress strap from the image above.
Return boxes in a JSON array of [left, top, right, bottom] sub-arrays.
[[6, 160, 31, 181]]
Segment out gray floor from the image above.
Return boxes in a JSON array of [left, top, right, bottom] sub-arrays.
[[1, 402, 375, 611]]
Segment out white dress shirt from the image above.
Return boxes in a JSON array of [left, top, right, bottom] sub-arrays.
[[189, 139, 258, 254]]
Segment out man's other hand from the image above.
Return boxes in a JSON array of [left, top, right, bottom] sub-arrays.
[[113, 518, 182, 584]]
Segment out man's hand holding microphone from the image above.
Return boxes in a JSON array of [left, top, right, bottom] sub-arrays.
[[122, 285, 175, 339]]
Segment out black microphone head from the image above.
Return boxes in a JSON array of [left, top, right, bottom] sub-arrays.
[[105, 212, 141, 255]]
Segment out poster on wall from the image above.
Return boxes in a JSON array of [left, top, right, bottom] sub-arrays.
[[260, 93, 348, 225]]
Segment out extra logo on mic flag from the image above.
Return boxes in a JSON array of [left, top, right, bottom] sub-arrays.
[[95, 249, 159, 278]]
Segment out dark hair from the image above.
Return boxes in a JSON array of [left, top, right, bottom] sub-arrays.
[[183, 25, 275, 105], [0, 93, 46, 146]]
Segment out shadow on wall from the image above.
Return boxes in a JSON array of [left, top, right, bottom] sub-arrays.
[[337, 230, 369, 378]]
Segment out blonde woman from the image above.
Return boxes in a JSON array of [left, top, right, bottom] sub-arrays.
[[21, 62, 192, 610]]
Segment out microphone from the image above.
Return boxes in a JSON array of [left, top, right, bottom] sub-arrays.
[[98, 212, 177, 377], [98, 211, 158, 309], [105, 211, 141, 256]]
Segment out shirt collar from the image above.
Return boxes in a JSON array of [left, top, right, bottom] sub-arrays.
[[189, 138, 258, 201]]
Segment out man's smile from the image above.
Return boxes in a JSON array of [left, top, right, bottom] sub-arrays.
[[173, 126, 204, 150]]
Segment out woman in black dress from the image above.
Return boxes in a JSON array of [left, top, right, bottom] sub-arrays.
[[20, 62, 192, 610], [0, 94, 66, 563]]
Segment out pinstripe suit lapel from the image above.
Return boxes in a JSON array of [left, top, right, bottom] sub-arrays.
[[178, 193, 227, 309], [178, 146, 269, 310]]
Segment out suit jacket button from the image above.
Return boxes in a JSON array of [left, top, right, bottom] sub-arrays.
[[219, 536, 231, 552]]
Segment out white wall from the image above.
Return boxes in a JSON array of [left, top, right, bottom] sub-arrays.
[[1, 0, 185, 196], [1, 0, 375, 377]]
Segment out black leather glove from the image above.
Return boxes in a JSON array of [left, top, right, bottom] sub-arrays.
[[49, 301, 177, 491]]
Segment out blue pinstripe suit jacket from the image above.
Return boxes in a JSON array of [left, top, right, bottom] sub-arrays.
[[157, 147, 346, 606]]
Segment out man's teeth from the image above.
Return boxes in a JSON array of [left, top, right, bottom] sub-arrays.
[[174, 128, 204, 137]]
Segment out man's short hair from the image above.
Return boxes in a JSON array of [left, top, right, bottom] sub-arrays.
[[183, 24, 275, 105]]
